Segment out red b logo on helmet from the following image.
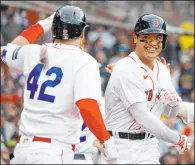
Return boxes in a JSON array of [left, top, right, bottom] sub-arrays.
[[63, 29, 68, 36], [152, 19, 159, 28], [63, 29, 69, 39]]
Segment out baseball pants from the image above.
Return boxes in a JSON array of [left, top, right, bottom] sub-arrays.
[[9, 136, 75, 164], [113, 137, 161, 164]]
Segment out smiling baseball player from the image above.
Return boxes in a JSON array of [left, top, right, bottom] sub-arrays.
[[1, 6, 118, 164], [102, 14, 193, 164], [105, 58, 194, 125]]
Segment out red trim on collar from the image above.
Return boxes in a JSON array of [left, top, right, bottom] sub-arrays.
[[140, 67, 148, 73], [151, 65, 154, 71], [126, 56, 136, 62]]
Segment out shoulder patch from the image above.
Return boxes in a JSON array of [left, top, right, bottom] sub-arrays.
[[12, 47, 22, 60]]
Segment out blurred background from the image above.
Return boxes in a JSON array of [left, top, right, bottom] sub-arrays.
[[1, 1, 194, 164]]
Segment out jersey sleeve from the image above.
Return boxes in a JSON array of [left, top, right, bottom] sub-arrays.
[[2, 43, 24, 73], [2, 43, 41, 74], [159, 63, 181, 117], [74, 59, 102, 104], [114, 66, 147, 109]]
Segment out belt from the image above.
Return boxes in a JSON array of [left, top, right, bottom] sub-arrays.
[[17, 135, 75, 151], [9, 153, 14, 160], [10, 152, 86, 161], [74, 154, 86, 160], [18, 135, 51, 143], [108, 131, 154, 140]]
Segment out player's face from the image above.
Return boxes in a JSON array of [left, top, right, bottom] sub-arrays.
[[134, 33, 163, 60]]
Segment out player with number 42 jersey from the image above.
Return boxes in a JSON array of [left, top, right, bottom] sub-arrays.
[[1, 6, 118, 164]]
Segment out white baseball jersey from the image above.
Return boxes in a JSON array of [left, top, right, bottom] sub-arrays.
[[105, 51, 176, 132], [3, 43, 102, 145]]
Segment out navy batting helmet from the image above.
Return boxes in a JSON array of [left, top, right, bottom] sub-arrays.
[[134, 14, 168, 49], [52, 6, 88, 41]]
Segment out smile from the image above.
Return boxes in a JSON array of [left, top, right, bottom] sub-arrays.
[[145, 47, 158, 52]]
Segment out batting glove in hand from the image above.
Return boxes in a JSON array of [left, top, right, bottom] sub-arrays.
[[175, 134, 192, 154], [92, 138, 119, 164], [38, 12, 56, 33], [159, 88, 182, 107]]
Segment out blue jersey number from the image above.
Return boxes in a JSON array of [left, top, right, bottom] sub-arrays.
[[80, 123, 87, 143], [27, 64, 63, 103], [82, 123, 87, 131]]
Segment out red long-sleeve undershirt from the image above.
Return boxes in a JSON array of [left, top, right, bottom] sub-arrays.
[[76, 98, 110, 143], [20, 23, 44, 44]]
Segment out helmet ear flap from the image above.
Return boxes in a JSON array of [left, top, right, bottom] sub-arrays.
[[162, 35, 168, 49], [73, 26, 80, 36]]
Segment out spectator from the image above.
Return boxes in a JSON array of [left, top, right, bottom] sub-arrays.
[[109, 44, 128, 64], [178, 53, 194, 101], [160, 149, 179, 164], [95, 50, 109, 93], [160, 34, 181, 67], [1, 6, 15, 26], [1, 33, 5, 46], [1, 15, 22, 44], [1, 147, 10, 164], [12, 8, 23, 27], [88, 37, 109, 58], [112, 30, 131, 56], [88, 25, 116, 50]]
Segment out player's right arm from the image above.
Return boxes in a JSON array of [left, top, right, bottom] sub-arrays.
[[114, 64, 191, 153], [74, 57, 118, 162], [1, 44, 41, 73], [1, 11, 55, 60], [11, 12, 55, 46], [130, 102, 192, 154], [1, 12, 55, 72], [74, 59, 110, 143]]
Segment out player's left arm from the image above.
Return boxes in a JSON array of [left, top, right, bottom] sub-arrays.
[[176, 102, 194, 124], [161, 91, 194, 124], [159, 63, 194, 124]]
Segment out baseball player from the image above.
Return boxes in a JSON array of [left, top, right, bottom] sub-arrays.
[[1, 6, 118, 164], [96, 14, 193, 164], [105, 58, 194, 125]]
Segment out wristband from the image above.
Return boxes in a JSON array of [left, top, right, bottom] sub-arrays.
[[20, 23, 44, 44]]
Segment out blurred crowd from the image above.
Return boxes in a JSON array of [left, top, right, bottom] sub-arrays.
[[1, 4, 194, 164], [49, 1, 194, 25]]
